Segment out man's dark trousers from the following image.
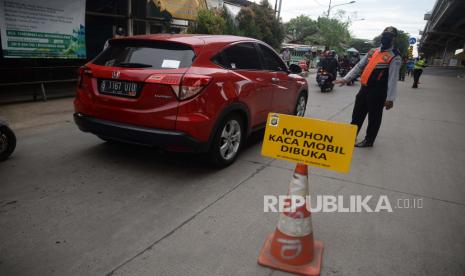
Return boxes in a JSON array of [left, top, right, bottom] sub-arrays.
[[351, 85, 387, 144], [413, 69, 423, 87]]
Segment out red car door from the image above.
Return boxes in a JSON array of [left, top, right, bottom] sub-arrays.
[[258, 44, 297, 115], [220, 42, 273, 127]]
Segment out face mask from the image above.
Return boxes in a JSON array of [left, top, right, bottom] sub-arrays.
[[380, 36, 393, 50]]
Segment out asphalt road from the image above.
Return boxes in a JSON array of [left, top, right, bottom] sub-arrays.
[[1, 67, 464, 276]]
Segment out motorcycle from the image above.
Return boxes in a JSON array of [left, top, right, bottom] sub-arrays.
[[339, 65, 355, 85], [317, 68, 334, 93], [0, 120, 16, 162], [339, 66, 348, 78]]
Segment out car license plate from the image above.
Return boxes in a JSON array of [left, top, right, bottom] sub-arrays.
[[98, 79, 140, 98]]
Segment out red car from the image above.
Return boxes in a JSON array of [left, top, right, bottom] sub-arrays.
[[74, 34, 308, 166]]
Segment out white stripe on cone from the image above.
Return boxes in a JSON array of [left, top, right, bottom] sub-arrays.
[[277, 214, 313, 237], [289, 174, 308, 196]]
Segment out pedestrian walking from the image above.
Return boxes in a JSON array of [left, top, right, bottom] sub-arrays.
[[334, 26, 401, 147], [281, 48, 291, 66], [412, 56, 427, 88], [406, 59, 414, 76]]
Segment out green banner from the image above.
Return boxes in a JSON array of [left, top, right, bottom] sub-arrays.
[[0, 0, 86, 59]]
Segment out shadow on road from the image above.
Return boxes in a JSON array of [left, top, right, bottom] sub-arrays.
[[75, 129, 265, 175]]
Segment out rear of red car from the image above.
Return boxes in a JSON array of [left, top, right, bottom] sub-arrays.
[[74, 37, 215, 151]]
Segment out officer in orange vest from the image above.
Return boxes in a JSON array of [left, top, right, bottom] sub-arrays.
[[334, 26, 401, 147]]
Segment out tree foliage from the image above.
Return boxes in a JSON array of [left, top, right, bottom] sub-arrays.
[[348, 38, 374, 53], [317, 16, 351, 53], [188, 9, 227, 35], [283, 14, 351, 53], [236, 0, 284, 49], [284, 15, 319, 44], [189, 1, 284, 49]]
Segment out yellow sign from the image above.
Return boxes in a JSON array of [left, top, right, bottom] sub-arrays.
[[153, 0, 207, 21], [408, 46, 413, 58], [261, 114, 357, 173]]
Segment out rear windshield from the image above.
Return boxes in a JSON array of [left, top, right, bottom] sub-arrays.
[[93, 40, 195, 69]]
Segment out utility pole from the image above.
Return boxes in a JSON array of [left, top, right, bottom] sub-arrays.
[[277, 0, 283, 20], [327, 0, 332, 17]]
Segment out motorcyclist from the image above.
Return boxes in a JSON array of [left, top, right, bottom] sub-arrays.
[[319, 50, 339, 81], [339, 55, 351, 76], [350, 52, 360, 68]]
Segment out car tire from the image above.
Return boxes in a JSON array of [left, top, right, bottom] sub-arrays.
[[294, 92, 307, 117], [0, 125, 16, 162], [209, 114, 244, 168]]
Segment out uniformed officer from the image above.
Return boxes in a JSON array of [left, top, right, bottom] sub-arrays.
[[334, 26, 401, 147], [412, 56, 426, 88]]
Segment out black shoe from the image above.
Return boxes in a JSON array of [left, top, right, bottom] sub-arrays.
[[355, 140, 373, 148], [412, 85, 418, 88]]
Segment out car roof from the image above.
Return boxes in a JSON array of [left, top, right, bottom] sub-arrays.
[[114, 34, 260, 47]]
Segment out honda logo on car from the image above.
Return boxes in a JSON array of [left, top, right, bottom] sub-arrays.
[[112, 71, 120, 79]]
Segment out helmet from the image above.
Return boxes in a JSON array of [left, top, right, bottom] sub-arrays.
[[382, 26, 398, 37]]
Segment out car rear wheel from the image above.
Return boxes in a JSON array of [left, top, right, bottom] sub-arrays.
[[210, 114, 243, 167], [0, 125, 16, 162], [295, 93, 307, 117]]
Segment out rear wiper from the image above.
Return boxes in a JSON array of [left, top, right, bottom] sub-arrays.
[[119, 62, 153, 68]]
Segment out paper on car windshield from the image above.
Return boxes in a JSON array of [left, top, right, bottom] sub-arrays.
[[161, 59, 181, 69]]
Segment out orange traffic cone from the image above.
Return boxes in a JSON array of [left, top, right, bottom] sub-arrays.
[[258, 164, 324, 276]]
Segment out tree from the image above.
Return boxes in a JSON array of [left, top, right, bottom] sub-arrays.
[[188, 9, 226, 35], [283, 12, 352, 52], [373, 29, 410, 56], [317, 16, 351, 53], [348, 38, 374, 53], [236, 0, 284, 49], [284, 15, 319, 44]]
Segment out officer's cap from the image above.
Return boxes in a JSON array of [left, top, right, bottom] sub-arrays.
[[382, 26, 398, 37]]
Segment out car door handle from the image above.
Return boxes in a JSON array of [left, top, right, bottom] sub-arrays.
[[255, 77, 264, 81], [271, 77, 280, 82]]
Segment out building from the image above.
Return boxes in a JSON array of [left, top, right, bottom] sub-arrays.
[[418, 0, 465, 67], [0, 0, 222, 102]]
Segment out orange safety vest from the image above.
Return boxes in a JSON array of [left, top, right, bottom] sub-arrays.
[[360, 48, 395, 86]]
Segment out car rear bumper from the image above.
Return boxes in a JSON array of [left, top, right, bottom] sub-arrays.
[[74, 113, 208, 152]]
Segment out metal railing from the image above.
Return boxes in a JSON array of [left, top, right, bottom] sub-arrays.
[[0, 79, 77, 101]]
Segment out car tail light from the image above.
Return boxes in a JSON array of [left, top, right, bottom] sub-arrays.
[[146, 74, 211, 101], [78, 66, 92, 88]]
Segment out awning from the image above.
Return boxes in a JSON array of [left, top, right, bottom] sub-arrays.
[[151, 0, 207, 21], [346, 47, 359, 53]]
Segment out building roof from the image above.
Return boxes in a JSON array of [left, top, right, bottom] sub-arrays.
[[224, 0, 254, 7], [419, 0, 465, 55]]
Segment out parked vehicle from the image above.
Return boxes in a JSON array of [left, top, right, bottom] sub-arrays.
[[74, 34, 308, 167], [0, 119, 16, 162], [317, 68, 334, 93]]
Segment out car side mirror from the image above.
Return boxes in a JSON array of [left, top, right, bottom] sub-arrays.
[[289, 64, 302, 74]]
